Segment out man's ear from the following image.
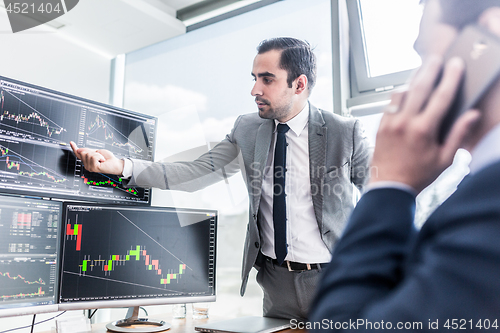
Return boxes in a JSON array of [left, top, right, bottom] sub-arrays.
[[479, 7, 500, 37], [295, 74, 308, 95]]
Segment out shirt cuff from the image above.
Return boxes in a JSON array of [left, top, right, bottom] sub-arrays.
[[121, 158, 133, 179], [364, 181, 418, 197]]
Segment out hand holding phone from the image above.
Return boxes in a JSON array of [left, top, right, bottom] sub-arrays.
[[438, 24, 500, 143], [370, 54, 480, 193]]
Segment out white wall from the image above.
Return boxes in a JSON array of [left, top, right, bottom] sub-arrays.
[[0, 10, 111, 104], [0, 8, 112, 333]]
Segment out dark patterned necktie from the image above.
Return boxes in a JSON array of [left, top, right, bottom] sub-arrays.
[[273, 123, 290, 264]]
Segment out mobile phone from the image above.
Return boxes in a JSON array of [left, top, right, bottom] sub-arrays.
[[438, 24, 500, 143]]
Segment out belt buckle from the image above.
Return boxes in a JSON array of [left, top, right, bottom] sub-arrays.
[[286, 261, 313, 271]]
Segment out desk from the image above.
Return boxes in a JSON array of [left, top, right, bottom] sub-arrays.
[[42, 315, 303, 333]]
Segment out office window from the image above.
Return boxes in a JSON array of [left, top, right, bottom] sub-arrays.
[[348, 0, 423, 95], [123, 0, 333, 318], [357, 114, 471, 228], [350, 0, 470, 226]]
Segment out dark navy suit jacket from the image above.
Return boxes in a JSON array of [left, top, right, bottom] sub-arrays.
[[309, 160, 500, 332]]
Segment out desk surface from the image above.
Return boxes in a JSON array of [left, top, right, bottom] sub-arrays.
[[43, 315, 303, 333]]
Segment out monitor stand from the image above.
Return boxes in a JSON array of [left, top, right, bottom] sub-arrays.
[[106, 306, 171, 332]]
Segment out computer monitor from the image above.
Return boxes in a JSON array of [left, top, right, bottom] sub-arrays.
[[0, 194, 61, 318], [0, 76, 156, 205], [58, 202, 217, 330]]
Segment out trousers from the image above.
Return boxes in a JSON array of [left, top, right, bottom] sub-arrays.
[[256, 256, 324, 321]]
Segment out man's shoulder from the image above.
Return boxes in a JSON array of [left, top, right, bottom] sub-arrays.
[[238, 112, 267, 123], [311, 105, 358, 129], [233, 112, 270, 130], [226, 112, 272, 141]]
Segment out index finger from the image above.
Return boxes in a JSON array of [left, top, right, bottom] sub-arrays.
[[69, 141, 81, 159]]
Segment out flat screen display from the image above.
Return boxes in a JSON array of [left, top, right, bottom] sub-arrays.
[[58, 203, 216, 310], [0, 76, 156, 204], [0, 194, 61, 317]]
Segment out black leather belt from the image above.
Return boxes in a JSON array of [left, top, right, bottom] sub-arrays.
[[264, 255, 328, 272]]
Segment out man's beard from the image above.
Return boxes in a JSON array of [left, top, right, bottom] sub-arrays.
[[257, 98, 292, 120]]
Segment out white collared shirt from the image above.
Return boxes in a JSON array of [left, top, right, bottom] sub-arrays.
[[469, 123, 500, 174], [259, 102, 332, 264]]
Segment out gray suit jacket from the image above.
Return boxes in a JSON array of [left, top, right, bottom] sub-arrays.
[[125, 104, 371, 295]]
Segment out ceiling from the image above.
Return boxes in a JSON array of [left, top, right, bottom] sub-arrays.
[[1, 0, 257, 58]]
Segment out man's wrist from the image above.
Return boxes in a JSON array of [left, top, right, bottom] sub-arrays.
[[121, 158, 132, 179], [365, 180, 418, 197]]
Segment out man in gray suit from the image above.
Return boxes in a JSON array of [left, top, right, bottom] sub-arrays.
[[71, 37, 371, 320]]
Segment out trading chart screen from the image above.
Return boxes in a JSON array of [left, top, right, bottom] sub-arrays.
[[0, 76, 156, 204], [59, 203, 216, 307], [0, 195, 61, 316]]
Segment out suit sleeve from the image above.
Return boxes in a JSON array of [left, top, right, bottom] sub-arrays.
[[309, 188, 417, 330], [310, 180, 500, 331], [122, 116, 243, 191], [350, 119, 372, 189]]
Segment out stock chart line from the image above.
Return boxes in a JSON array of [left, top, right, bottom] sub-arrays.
[[6, 156, 19, 170], [0, 272, 46, 285], [0, 145, 67, 184], [63, 270, 179, 293], [86, 114, 144, 154], [0, 119, 66, 142], [116, 211, 192, 271], [79, 245, 187, 287], [1, 110, 66, 138], [0, 90, 67, 138], [1, 287, 45, 300], [81, 173, 139, 196]]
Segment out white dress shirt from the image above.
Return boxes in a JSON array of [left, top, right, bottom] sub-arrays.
[[259, 102, 332, 264], [469, 123, 500, 174], [122, 157, 133, 179]]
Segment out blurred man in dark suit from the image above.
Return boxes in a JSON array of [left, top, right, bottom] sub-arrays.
[[310, 0, 500, 331]]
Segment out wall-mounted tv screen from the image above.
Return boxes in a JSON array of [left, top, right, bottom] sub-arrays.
[[0, 76, 156, 205]]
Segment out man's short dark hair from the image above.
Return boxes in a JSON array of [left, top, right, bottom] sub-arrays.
[[435, 0, 500, 29], [257, 37, 317, 92]]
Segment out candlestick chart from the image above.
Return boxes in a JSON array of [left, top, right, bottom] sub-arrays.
[[0, 88, 79, 145], [85, 111, 151, 160], [0, 259, 56, 303], [0, 195, 61, 307], [0, 77, 156, 205], [76, 108, 155, 204], [59, 205, 216, 303], [0, 142, 76, 190], [78, 169, 145, 201]]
